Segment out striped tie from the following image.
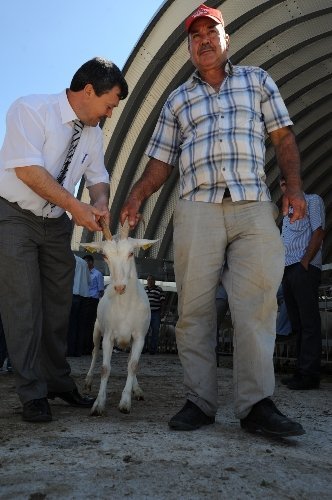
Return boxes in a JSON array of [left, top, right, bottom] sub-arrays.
[[57, 119, 84, 186], [44, 119, 84, 215]]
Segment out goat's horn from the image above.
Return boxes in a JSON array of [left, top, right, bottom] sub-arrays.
[[120, 219, 130, 239], [99, 217, 112, 241]]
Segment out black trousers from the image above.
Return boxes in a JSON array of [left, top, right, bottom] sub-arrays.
[[80, 297, 99, 354], [67, 295, 87, 356], [282, 263, 322, 379], [0, 198, 76, 403]]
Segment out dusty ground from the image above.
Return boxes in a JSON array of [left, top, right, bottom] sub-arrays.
[[0, 353, 331, 500]]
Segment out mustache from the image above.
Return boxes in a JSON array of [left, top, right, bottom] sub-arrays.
[[199, 44, 214, 54]]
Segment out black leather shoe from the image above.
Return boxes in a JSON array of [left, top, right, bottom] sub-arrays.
[[47, 388, 95, 408], [23, 398, 52, 423], [168, 400, 215, 431], [287, 376, 320, 390], [240, 398, 305, 437]]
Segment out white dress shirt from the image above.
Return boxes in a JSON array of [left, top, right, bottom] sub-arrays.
[[0, 90, 109, 217]]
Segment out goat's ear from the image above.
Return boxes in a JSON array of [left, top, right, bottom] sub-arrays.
[[80, 242, 104, 254], [132, 238, 159, 250]]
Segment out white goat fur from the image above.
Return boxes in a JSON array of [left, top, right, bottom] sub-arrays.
[[81, 233, 157, 416]]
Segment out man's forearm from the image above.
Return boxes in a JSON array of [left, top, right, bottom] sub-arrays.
[[15, 165, 79, 212], [274, 130, 302, 188], [88, 182, 110, 207], [301, 228, 325, 268], [15, 165, 109, 231], [129, 158, 173, 203], [270, 127, 306, 221], [120, 158, 172, 227]]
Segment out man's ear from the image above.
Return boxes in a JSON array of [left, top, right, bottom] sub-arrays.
[[84, 83, 94, 98], [225, 33, 230, 49]]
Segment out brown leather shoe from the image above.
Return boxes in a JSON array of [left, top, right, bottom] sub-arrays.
[[47, 388, 95, 408]]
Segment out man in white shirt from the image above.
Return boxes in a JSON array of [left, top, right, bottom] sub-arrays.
[[0, 57, 128, 422]]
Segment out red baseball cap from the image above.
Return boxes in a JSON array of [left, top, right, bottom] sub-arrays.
[[185, 4, 224, 33]]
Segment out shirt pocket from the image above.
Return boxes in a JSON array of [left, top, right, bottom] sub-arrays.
[[290, 217, 310, 232]]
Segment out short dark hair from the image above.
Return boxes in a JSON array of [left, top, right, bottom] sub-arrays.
[[70, 57, 128, 100]]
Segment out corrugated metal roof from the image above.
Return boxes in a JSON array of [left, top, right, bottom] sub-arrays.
[[74, 0, 332, 266]]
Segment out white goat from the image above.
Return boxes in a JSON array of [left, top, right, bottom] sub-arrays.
[[81, 220, 157, 416]]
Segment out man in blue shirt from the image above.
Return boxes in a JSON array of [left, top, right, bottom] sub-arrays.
[[280, 177, 325, 389], [67, 255, 91, 357], [120, 4, 306, 438], [82, 255, 104, 355]]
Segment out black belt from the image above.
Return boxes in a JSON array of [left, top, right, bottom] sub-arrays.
[[224, 188, 231, 198]]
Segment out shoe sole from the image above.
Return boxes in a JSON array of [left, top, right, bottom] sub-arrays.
[[287, 385, 320, 390], [48, 394, 95, 408], [241, 423, 305, 437], [22, 415, 52, 423], [168, 420, 215, 431]]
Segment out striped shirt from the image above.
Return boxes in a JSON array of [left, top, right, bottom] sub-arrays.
[[281, 193, 325, 269], [146, 61, 293, 203], [144, 285, 165, 312]]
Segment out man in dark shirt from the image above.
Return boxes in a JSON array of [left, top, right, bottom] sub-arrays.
[[144, 275, 165, 354]]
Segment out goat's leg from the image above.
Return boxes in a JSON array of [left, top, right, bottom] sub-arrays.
[[132, 374, 144, 401], [90, 333, 113, 416], [84, 320, 101, 392], [119, 336, 144, 413]]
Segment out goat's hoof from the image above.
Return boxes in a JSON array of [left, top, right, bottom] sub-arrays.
[[135, 394, 144, 401], [119, 406, 131, 414], [90, 404, 106, 416]]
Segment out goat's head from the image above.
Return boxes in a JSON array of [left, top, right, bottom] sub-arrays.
[[81, 220, 158, 295]]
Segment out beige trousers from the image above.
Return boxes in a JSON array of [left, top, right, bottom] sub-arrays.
[[173, 198, 284, 419]]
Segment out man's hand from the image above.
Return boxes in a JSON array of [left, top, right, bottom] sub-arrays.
[[282, 188, 306, 223], [120, 196, 142, 229], [69, 199, 109, 232]]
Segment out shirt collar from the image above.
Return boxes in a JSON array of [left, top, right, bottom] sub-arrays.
[[190, 59, 234, 89], [57, 89, 78, 125]]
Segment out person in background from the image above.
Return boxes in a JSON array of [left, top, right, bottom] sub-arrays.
[[276, 283, 292, 341], [0, 57, 128, 422], [67, 255, 91, 357], [120, 5, 306, 438], [82, 254, 104, 355], [280, 177, 325, 390], [144, 275, 165, 354], [216, 281, 229, 337]]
